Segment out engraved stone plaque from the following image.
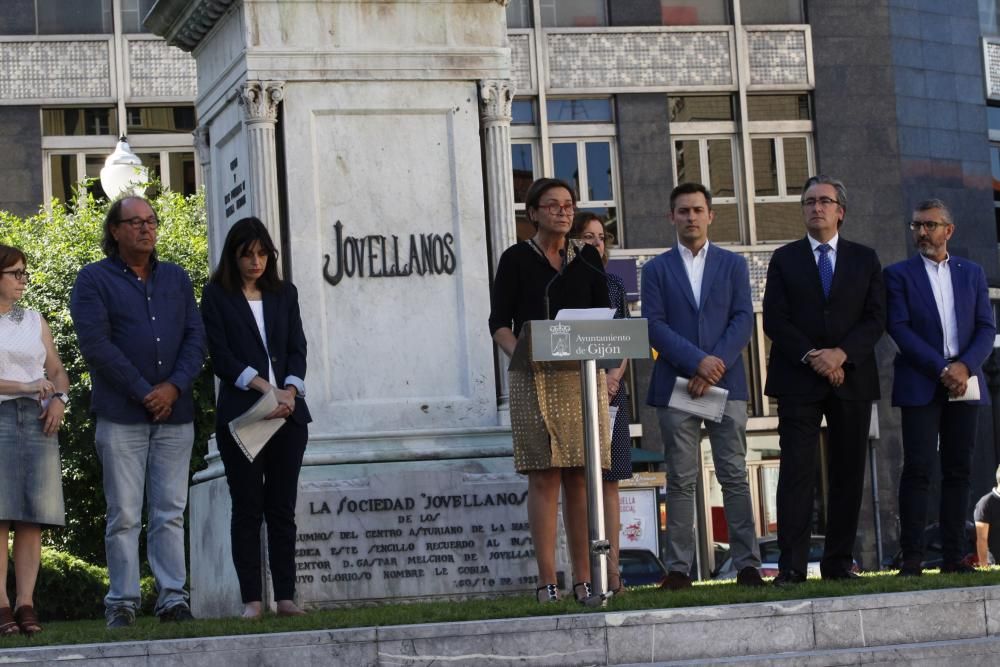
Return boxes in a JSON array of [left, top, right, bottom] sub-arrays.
[[292, 470, 569, 605]]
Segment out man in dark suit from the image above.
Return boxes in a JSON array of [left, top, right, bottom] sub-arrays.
[[642, 182, 762, 590], [762, 175, 885, 584], [885, 199, 996, 576]]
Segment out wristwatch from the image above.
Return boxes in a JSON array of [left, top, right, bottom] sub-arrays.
[[52, 392, 69, 406]]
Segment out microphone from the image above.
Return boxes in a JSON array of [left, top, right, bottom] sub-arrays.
[[543, 248, 568, 319]]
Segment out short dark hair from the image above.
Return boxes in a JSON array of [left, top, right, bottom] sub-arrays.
[[523, 178, 576, 227], [210, 216, 283, 293], [670, 182, 713, 211], [913, 198, 953, 226], [101, 196, 158, 258], [0, 244, 27, 272]]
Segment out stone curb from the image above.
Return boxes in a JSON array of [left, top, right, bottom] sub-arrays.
[[0, 585, 998, 665]]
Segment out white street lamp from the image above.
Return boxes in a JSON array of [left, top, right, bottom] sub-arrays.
[[100, 136, 149, 199]]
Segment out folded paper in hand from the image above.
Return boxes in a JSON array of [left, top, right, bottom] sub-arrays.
[[229, 390, 286, 462], [668, 377, 728, 423], [948, 375, 981, 402]]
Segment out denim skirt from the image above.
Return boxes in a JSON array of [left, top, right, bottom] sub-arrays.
[[0, 397, 65, 526]]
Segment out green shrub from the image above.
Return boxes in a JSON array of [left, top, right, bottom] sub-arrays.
[[4, 546, 155, 620], [0, 187, 214, 565]]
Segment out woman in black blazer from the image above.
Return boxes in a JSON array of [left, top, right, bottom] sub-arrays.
[[201, 217, 311, 619]]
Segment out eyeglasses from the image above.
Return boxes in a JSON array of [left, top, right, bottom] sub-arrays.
[[119, 216, 159, 229], [1, 269, 30, 282], [538, 202, 576, 216], [581, 232, 606, 243], [801, 197, 840, 208], [909, 220, 950, 231]]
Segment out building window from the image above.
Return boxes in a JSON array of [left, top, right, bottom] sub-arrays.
[[740, 0, 804, 25], [121, 0, 157, 33], [751, 135, 812, 242], [46, 150, 198, 204], [126, 106, 197, 134], [506, 0, 532, 28], [672, 136, 742, 243], [539, 0, 607, 27], [547, 98, 613, 123], [37, 0, 113, 34], [669, 95, 736, 123], [511, 99, 536, 125], [511, 141, 539, 240], [746, 94, 811, 122], [551, 139, 619, 241], [658, 0, 731, 26], [42, 107, 118, 136]]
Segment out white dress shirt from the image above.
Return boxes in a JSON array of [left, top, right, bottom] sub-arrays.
[[808, 232, 839, 274], [678, 240, 709, 305], [921, 254, 959, 358]]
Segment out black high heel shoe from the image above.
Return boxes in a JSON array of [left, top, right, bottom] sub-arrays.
[[573, 581, 592, 603], [535, 583, 559, 603]]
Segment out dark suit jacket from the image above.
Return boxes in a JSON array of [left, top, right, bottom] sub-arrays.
[[885, 254, 995, 407], [200, 281, 311, 426], [763, 236, 885, 402], [641, 243, 753, 405]]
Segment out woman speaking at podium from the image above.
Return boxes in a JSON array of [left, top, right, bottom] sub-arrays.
[[488, 178, 612, 603]]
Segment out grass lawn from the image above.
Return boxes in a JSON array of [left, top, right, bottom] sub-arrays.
[[2, 569, 1000, 649]]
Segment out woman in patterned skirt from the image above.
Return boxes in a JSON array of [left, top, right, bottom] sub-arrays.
[[489, 179, 612, 603], [571, 212, 634, 593], [0, 245, 69, 635]]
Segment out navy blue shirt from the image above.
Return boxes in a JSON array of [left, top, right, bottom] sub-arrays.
[[70, 256, 206, 424]]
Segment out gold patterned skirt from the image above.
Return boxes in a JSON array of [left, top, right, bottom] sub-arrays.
[[508, 336, 611, 473]]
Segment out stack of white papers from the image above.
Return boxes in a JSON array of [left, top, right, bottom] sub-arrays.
[[948, 376, 981, 402], [667, 377, 729, 423], [228, 390, 286, 462]]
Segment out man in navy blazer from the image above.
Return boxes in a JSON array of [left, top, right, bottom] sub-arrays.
[[763, 175, 885, 585], [885, 198, 996, 576], [642, 182, 762, 589]]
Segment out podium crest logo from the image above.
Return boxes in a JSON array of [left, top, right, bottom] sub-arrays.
[[549, 322, 571, 357]]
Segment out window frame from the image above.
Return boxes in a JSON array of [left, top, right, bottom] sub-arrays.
[[670, 132, 745, 244]]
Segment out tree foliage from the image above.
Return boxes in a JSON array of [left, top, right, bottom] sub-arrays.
[[0, 188, 214, 564]]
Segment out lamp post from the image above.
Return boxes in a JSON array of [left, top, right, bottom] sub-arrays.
[[100, 136, 148, 199]]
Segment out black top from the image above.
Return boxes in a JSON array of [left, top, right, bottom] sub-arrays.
[[974, 491, 1000, 563], [489, 240, 610, 337]]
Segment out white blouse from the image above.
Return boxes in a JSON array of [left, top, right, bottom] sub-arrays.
[[0, 308, 46, 403], [247, 300, 277, 386]]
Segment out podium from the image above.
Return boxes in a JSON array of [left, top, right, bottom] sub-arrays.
[[518, 318, 650, 605]]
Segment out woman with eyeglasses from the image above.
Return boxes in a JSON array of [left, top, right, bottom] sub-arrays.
[[570, 211, 632, 594], [0, 245, 69, 636], [488, 178, 612, 603], [200, 218, 311, 619]]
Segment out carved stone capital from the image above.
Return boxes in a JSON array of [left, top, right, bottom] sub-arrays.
[[239, 80, 285, 124], [192, 125, 210, 166], [478, 79, 514, 126]]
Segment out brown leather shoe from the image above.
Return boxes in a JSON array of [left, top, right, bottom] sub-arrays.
[[659, 571, 692, 591], [736, 566, 765, 587], [13, 606, 41, 635]]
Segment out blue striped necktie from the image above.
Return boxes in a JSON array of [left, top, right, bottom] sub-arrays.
[[817, 243, 833, 299]]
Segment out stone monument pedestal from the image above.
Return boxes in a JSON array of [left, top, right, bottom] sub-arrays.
[[148, 0, 536, 616]]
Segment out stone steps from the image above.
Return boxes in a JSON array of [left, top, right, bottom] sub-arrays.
[[1, 584, 999, 665]]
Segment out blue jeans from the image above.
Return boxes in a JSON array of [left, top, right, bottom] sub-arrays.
[[95, 419, 193, 617]]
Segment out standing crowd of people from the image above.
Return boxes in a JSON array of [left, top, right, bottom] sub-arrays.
[[0, 171, 995, 631], [0, 198, 309, 633], [489, 174, 996, 601]]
